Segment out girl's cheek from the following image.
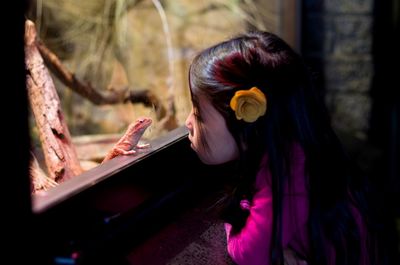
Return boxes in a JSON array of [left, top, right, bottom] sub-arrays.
[[185, 112, 194, 134]]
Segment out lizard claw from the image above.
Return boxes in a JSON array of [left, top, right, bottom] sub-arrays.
[[115, 148, 136, 156], [136, 143, 150, 149]]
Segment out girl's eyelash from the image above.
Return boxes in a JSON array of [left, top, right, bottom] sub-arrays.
[[193, 111, 204, 122], [193, 108, 200, 118]]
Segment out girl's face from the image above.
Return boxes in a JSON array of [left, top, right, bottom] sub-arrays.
[[185, 96, 239, 165]]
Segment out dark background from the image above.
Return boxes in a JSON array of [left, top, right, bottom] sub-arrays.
[[3, 0, 399, 264]]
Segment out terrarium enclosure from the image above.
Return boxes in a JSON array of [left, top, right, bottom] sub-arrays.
[[25, 0, 299, 204]]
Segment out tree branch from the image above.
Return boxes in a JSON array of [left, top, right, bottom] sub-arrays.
[[25, 19, 83, 183], [36, 39, 167, 120]]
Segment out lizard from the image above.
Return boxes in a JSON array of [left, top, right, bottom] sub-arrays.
[[101, 117, 152, 163]]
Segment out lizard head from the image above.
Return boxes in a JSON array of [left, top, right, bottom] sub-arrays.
[[131, 117, 152, 134]]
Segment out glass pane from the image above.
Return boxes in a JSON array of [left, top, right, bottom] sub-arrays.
[[26, 0, 287, 202]]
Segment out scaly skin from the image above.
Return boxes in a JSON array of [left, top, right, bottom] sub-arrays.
[[102, 117, 152, 163]]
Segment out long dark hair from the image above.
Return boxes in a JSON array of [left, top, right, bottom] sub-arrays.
[[188, 31, 379, 265]]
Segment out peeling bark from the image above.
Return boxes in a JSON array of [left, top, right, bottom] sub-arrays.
[[25, 19, 83, 183]]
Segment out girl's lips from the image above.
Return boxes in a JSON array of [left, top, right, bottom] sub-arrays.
[[188, 138, 195, 150]]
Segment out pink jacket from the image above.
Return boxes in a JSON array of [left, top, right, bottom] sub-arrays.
[[224, 144, 369, 265], [224, 144, 309, 265]]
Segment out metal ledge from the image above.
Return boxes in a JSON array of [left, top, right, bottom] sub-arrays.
[[32, 126, 189, 213]]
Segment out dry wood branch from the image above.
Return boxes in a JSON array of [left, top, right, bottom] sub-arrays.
[[25, 19, 83, 183], [127, 89, 166, 119], [159, 95, 178, 131], [36, 39, 167, 120], [37, 39, 125, 105], [151, 0, 178, 129], [30, 152, 58, 193]]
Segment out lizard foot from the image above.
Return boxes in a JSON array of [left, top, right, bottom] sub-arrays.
[[136, 143, 150, 149], [115, 148, 136, 156]]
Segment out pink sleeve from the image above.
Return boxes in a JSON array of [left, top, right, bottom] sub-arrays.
[[224, 167, 273, 265], [224, 146, 309, 265]]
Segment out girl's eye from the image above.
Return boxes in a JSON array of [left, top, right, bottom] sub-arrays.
[[192, 108, 199, 118], [193, 111, 203, 122]]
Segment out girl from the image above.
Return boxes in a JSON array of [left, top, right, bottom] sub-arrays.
[[185, 31, 382, 265]]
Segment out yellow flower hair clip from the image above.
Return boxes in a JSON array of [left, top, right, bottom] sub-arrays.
[[229, 87, 267, 122]]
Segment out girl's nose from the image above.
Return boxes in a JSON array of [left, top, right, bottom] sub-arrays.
[[185, 110, 194, 134], [185, 115, 192, 131]]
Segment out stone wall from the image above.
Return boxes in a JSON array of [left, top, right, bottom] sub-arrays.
[[325, 0, 373, 140], [303, 0, 374, 140]]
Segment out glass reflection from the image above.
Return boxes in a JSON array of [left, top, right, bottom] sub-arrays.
[[26, 0, 285, 197]]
